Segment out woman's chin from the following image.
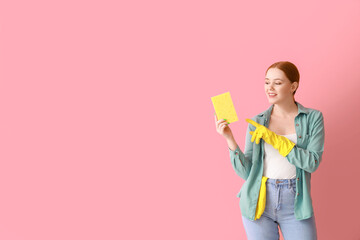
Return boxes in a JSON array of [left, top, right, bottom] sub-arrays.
[[267, 98, 277, 104]]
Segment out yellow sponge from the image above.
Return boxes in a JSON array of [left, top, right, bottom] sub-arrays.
[[211, 92, 238, 124]]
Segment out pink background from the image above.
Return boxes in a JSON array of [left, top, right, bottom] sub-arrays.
[[1, 0, 360, 239]]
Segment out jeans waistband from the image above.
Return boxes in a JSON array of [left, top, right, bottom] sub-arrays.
[[266, 177, 296, 187]]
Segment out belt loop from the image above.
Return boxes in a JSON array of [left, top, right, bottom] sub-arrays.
[[288, 179, 291, 189]]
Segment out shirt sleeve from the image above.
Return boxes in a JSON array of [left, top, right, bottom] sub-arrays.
[[229, 122, 254, 180], [286, 111, 325, 173]]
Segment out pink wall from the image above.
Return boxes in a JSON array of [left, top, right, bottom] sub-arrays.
[[1, 0, 359, 239]]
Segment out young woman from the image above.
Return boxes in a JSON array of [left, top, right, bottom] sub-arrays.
[[215, 61, 324, 240]]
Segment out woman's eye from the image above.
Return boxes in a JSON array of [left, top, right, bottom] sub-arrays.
[[276, 83, 281, 85]]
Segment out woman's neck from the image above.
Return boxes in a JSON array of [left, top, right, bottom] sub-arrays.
[[272, 100, 298, 118]]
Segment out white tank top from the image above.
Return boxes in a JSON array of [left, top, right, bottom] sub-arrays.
[[263, 133, 297, 179]]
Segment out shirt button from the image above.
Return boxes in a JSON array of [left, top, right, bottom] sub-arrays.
[[297, 177, 299, 181], [296, 124, 299, 126], [315, 160, 318, 163], [299, 135, 302, 138], [297, 193, 300, 196], [235, 152, 238, 155]]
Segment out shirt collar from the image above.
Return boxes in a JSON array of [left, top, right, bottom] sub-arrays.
[[259, 101, 309, 120]]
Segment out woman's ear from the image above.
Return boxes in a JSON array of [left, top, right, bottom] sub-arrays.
[[291, 82, 298, 93]]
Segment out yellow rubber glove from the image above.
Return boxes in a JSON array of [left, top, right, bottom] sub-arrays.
[[254, 176, 268, 220], [246, 119, 295, 157]]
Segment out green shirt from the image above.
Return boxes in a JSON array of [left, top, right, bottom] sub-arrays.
[[229, 101, 325, 220]]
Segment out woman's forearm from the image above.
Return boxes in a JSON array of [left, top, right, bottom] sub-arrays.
[[226, 136, 238, 151]]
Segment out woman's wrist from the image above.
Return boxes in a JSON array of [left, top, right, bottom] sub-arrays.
[[226, 136, 238, 151]]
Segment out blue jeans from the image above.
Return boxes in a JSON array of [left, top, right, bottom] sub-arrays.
[[241, 178, 317, 240]]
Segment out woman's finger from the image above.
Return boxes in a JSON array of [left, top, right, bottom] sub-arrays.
[[256, 133, 261, 144], [255, 131, 265, 144], [246, 118, 261, 128], [217, 122, 223, 131], [252, 131, 261, 145], [217, 119, 228, 129], [251, 130, 257, 143], [221, 122, 228, 129]]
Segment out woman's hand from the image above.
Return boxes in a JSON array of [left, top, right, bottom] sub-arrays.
[[245, 118, 295, 157], [215, 114, 233, 140]]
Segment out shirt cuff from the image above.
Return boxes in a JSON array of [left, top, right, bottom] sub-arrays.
[[228, 145, 241, 155]]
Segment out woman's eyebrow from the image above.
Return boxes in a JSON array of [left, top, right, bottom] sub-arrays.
[[265, 78, 283, 81]]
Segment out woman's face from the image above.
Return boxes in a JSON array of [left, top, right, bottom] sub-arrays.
[[264, 68, 298, 104]]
